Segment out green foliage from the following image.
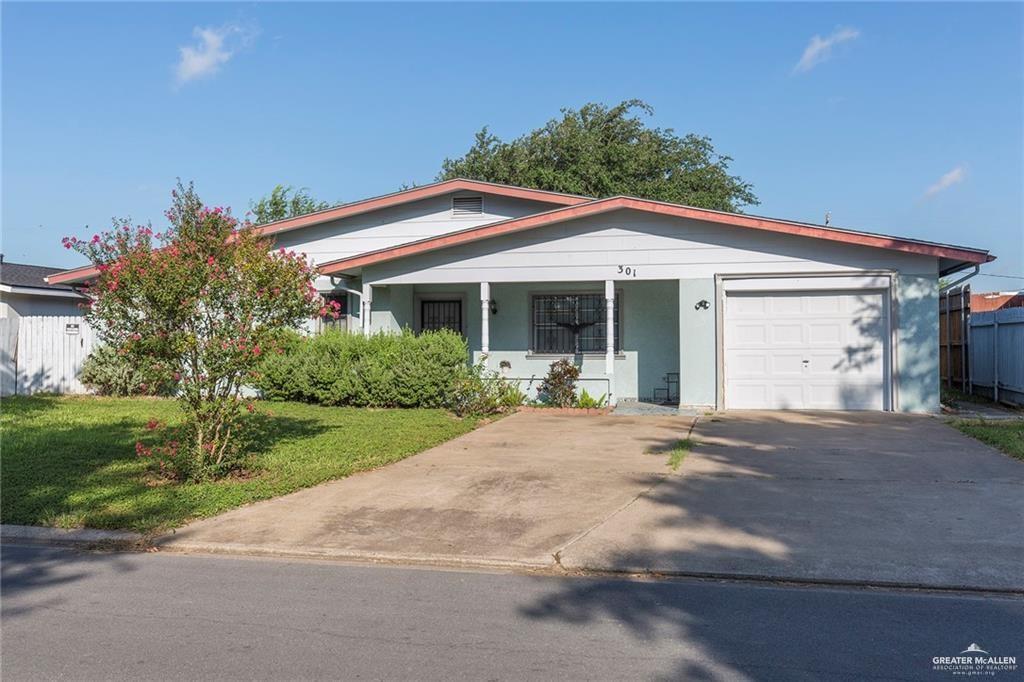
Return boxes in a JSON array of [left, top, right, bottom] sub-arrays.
[[79, 345, 176, 397], [439, 99, 758, 212], [64, 181, 326, 481], [1, 396, 478, 532], [538, 359, 581, 407], [250, 185, 331, 225], [576, 388, 607, 409], [254, 328, 471, 408], [447, 360, 527, 417]]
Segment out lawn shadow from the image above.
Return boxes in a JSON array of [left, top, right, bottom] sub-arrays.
[[2, 406, 329, 532]]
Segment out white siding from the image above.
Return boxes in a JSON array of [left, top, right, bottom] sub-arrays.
[[363, 210, 939, 285], [273, 192, 567, 273]]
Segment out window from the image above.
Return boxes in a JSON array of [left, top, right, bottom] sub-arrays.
[[320, 293, 348, 330], [452, 196, 483, 216], [421, 300, 463, 334], [531, 293, 620, 354]]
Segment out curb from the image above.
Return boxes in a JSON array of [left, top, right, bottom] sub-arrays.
[[1, 524, 148, 551], [153, 538, 552, 572]]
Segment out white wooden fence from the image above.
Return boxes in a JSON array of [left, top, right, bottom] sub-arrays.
[[969, 307, 1024, 406], [0, 316, 96, 396]]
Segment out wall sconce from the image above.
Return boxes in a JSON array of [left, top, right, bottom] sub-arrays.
[[694, 299, 710, 311], [489, 299, 498, 315]]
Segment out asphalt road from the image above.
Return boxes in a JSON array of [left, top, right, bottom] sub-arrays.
[[2, 544, 1022, 681]]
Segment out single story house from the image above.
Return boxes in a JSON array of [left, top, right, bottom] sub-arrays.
[[1, 259, 94, 395], [48, 180, 994, 412]]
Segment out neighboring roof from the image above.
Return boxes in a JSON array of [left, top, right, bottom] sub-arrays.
[[318, 195, 995, 276], [47, 179, 592, 285], [1, 261, 81, 293], [971, 291, 1024, 312]]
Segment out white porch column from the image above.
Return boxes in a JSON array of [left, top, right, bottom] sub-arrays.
[[605, 280, 615, 376], [360, 283, 373, 335], [480, 282, 491, 368]]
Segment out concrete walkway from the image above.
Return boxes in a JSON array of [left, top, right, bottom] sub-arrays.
[[158, 412, 692, 567], [558, 411, 1024, 590]]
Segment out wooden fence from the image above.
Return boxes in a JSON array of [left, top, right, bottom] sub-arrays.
[[939, 285, 970, 391], [0, 316, 96, 396], [940, 284, 1024, 406]]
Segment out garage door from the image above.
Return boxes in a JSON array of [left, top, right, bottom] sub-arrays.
[[724, 290, 888, 410]]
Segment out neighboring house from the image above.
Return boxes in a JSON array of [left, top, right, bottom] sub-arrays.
[[972, 291, 1024, 312], [1, 259, 95, 395], [48, 179, 994, 412]]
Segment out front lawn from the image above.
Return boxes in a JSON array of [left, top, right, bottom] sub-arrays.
[[1, 396, 478, 533], [951, 419, 1024, 462]]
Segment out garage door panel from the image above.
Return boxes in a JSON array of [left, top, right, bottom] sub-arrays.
[[724, 290, 888, 410]]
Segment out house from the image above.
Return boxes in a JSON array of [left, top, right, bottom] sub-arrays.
[[971, 291, 1024, 312], [1, 259, 94, 395], [48, 179, 994, 412]]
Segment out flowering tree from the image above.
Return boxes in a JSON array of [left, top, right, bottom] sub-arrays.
[[65, 182, 339, 480]]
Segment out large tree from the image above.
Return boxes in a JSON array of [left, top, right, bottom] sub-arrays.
[[250, 185, 331, 225], [439, 99, 758, 212]]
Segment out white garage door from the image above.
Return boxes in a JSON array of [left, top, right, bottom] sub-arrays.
[[724, 290, 888, 410]]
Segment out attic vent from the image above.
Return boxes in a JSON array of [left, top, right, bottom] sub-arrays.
[[452, 196, 484, 216]]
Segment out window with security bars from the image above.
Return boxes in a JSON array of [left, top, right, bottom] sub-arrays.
[[532, 293, 620, 354], [421, 300, 463, 334]]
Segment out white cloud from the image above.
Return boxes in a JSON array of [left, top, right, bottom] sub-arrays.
[[924, 166, 967, 198], [174, 23, 257, 86], [793, 27, 860, 74]]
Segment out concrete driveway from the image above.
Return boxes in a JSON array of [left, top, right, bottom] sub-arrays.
[[559, 411, 1024, 590], [159, 412, 692, 567], [161, 410, 1023, 590]]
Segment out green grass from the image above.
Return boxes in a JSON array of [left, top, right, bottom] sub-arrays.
[[648, 438, 695, 471], [950, 419, 1024, 462], [1, 395, 478, 533]]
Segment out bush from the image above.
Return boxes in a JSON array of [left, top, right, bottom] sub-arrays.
[[79, 345, 176, 397], [254, 328, 470, 408], [577, 388, 607, 409], [538, 359, 580, 407], [447, 361, 527, 417]]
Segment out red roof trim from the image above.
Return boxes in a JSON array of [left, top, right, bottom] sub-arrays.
[[318, 196, 994, 275], [46, 179, 591, 285]]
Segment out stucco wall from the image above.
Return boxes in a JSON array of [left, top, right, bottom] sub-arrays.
[[678, 278, 717, 407], [895, 274, 940, 412], [1, 292, 84, 320]]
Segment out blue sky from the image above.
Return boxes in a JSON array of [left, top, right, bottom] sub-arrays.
[[3, 2, 1022, 291]]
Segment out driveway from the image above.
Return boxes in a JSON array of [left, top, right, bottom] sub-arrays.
[[160, 410, 1024, 590], [159, 412, 691, 567], [559, 411, 1024, 590]]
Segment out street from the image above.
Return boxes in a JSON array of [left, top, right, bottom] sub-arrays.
[[2, 545, 1021, 680]]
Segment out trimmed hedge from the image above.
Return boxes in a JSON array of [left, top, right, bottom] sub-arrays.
[[254, 328, 470, 408]]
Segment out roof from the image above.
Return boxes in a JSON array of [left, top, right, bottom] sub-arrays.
[[1, 261, 81, 293], [317, 195, 996, 276], [47, 179, 592, 285]]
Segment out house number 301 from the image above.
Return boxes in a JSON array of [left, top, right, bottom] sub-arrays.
[[617, 265, 638, 277]]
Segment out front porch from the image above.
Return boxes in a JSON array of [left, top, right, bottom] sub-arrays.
[[356, 280, 681, 405]]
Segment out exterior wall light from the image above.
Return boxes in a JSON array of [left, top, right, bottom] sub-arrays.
[[695, 299, 710, 311]]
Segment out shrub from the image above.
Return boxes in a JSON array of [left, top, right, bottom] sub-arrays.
[[254, 328, 469, 408], [79, 345, 177, 397], [576, 388, 607, 409], [447, 360, 527, 417], [538, 359, 580, 407]]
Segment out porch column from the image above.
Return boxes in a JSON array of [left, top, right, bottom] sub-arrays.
[[605, 280, 615, 375], [480, 282, 490, 367], [360, 283, 373, 335]]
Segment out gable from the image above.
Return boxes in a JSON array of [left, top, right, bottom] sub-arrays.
[[360, 209, 945, 285]]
